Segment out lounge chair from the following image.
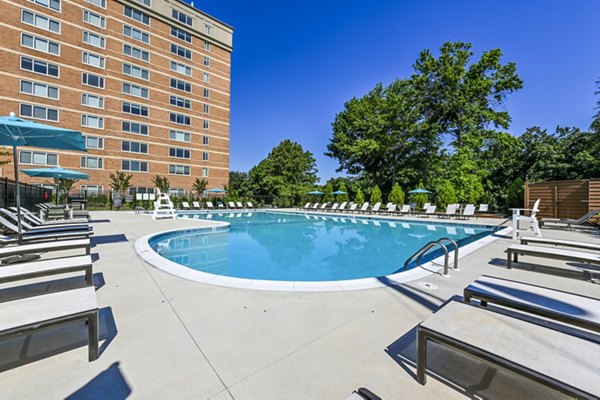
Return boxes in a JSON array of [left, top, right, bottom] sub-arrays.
[[0, 216, 92, 240], [418, 205, 436, 218], [9, 207, 87, 226], [193, 201, 201, 209], [217, 202, 225, 208], [312, 203, 320, 209], [381, 203, 396, 214], [0, 286, 99, 361], [521, 236, 600, 252], [368, 202, 381, 214], [235, 202, 243, 209], [247, 202, 254, 209], [421, 202, 431, 212], [206, 202, 214, 209], [348, 203, 358, 213], [0, 209, 90, 233], [181, 201, 190, 210], [228, 202, 236, 209], [320, 203, 328, 210], [457, 204, 475, 220], [464, 275, 600, 333], [441, 204, 457, 218], [0, 238, 90, 260], [540, 210, 599, 230], [0, 254, 93, 285], [506, 243, 600, 273], [478, 204, 489, 213], [398, 205, 411, 215], [327, 203, 339, 212], [337, 202, 347, 212], [357, 202, 369, 213], [416, 300, 599, 398]]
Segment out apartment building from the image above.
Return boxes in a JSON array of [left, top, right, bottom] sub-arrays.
[[0, 0, 232, 197]]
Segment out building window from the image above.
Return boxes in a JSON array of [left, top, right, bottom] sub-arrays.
[[21, 33, 60, 55], [20, 56, 59, 78], [122, 140, 148, 154], [83, 31, 105, 49], [122, 121, 148, 135], [204, 24, 212, 35], [131, 0, 150, 6], [81, 114, 104, 129], [28, 0, 61, 12], [171, 44, 191, 60], [124, 5, 150, 25], [172, 9, 192, 26], [83, 10, 105, 28], [86, 0, 106, 8], [122, 159, 148, 172], [203, 120, 209, 129], [81, 93, 104, 109], [169, 112, 190, 126], [81, 156, 103, 169], [203, 73, 210, 83], [123, 63, 149, 80], [20, 80, 59, 100], [171, 26, 192, 43], [202, 167, 209, 177], [124, 44, 149, 62], [22, 9, 61, 33], [122, 82, 149, 99], [20, 150, 58, 165], [80, 185, 103, 195], [122, 102, 148, 117], [170, 61, 192, 77], [170, 78, 191, 93], [169, 147, 190, 159], [203, 56, 210, 67], [84, 135, 104, 149], [123, 25, 149, 44], [202, 136, 209, 145], [204, 40, 211, 51], [202, 152, 209, 161], [203, 104, 209, 114], [82, 72, 104, 88], [82, 51, 105, 69], [169, 164, 190, 175], [20, 103, 58, 121], [169, 130, 191, 142], [170, 95, 191, 109], [203, 88, 210, 98]]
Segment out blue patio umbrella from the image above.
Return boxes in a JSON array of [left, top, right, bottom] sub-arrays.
[[408, 188, 432, 194], [0, 112, 86, 243], [22, 167, 89, 205], [332, 190, 348, 195], [207, 187, 227, 193], [307, 190, 324, 195]]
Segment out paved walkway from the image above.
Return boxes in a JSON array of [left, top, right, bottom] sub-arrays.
[[0, 210, 597, 399]]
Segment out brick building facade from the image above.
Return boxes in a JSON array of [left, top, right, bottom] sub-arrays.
[[0, 0, 232, 197]]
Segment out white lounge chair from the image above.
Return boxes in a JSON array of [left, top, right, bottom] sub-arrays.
[[464, 275, 600, 333], [337, 202, 347, 212], [206, 202, 214, 209], [328, 203, 339, 212], [228, 202, 236, 209], [10, 207, 87, 226], [399, 205, 411, 215], [441, 204, 457, 218], [348, 203, 358, 213], [421, 202, 431, 212], [520, 236, 600, 252], [0, 254, 93, 285], [540, 210, 599, 230], [507, 243, 600, 273], [478, 204, 489, 213], [419, 205, 436, 218], [0, 216, 92, 241], [247, 202, 254, 209], [458, 204, 475, 220], [358, 202, 370, 213], [320, 203, 328, 210], [0, 286, 99, 361], [0, 209, 90, 233], [193, 201, 201, 209], [382, 203, 396, 214], [312, 203, 320, 209], [369, 202, 381, 213], [236, 202, 244, 209], [416, 300, 600, 398], [181, 201, 190, 210], [0, 238, 90, 259]]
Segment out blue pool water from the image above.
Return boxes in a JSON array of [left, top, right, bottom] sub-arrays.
[[149, 211, 494, 282]]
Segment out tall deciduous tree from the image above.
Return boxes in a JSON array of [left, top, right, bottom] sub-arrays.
[[192, 178, 208, 199], [247, 139, 318, 206], [109, 170, 133, 197]]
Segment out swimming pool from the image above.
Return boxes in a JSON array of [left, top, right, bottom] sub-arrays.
[[145, 211, 495, 283]]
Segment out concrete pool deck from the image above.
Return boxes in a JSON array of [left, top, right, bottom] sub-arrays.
[[0, 210, 598, 399]]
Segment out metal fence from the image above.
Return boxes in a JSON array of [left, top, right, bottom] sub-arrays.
[[0, 178, 52, 212]]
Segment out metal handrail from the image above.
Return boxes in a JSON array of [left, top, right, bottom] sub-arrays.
[[404, 241, 450, 276], [436, 237, 459, 270]]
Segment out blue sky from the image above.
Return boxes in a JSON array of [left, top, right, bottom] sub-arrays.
[[196, 0, 600, 181]]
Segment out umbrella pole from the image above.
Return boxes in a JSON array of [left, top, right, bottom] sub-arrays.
[[12, 142, 23, 245]]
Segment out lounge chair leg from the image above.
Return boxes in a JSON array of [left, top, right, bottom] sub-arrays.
[[85, 266, 93, 286], [88, 311, 99, 361], [507, 250, 513, 269], [416, 327, 428, 384]]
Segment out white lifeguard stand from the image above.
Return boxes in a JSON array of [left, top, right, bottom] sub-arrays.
[[152, 188, 176, 220]]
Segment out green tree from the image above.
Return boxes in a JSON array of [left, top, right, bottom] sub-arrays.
[[354, 188, 365, 204], [434, 180, 457, 208], [247, 139, 318, 206], [370, 185, 382, 204], [53, 178, 78, 204], [152, 175, 170, 193], [592, 78, 600, 134], [336, 182, 350, 203], [229, 171, 249, 197], [411, 181, 429, 207], [192, 178, 208, 199], [506, 177, 524, 209], [388, 182, 405, 205], [323, 182, 334, 203], [109, 170, 133, 197]]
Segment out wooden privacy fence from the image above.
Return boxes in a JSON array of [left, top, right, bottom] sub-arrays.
[[524, 179, 600, 219]]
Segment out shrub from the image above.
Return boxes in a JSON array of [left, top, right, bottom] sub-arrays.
[[370, 185, 382, 204], [388, 182, 405, 205], [354, 188, 365, 204]]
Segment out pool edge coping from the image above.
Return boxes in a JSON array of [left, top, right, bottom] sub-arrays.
[[134, 214, 512, 292]]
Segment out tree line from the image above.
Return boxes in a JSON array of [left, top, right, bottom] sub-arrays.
[[229, 41, 600, 210]]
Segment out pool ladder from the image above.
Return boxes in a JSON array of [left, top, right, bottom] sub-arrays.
[[403, 237, 459, 277]]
